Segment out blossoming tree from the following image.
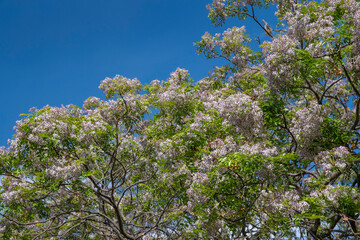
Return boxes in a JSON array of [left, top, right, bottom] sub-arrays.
[[1, 0, 360, 239]]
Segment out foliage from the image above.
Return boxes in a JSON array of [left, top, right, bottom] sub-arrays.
[[1, 0, 360, 239]]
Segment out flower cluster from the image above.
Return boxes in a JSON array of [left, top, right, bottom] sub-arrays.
[[290, 101, 329, 156], [99, 75, 141, 99], [202, 90, 264, 140], [262, 35, 300, 90], [45, 156, 82, 180], [315, 146, 349, 176], [197, 26, 252, 69], [155, 68, 191, 105], [83, 96, 101, 110], [1, 177, 30, 205]]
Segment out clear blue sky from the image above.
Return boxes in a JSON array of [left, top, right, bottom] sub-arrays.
[[0, 0, 275, 147]]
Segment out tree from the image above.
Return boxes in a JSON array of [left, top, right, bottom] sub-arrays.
[[1, 0, 360, 239], [0, 77, 190, 239]]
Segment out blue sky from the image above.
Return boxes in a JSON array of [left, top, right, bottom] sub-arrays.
[[0, 0, 275, 147]]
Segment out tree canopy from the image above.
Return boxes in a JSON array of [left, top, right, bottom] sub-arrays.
[[1, 0, 360, 239]]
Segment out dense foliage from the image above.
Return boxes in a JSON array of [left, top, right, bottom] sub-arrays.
[[1, 0, 360, 239]]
